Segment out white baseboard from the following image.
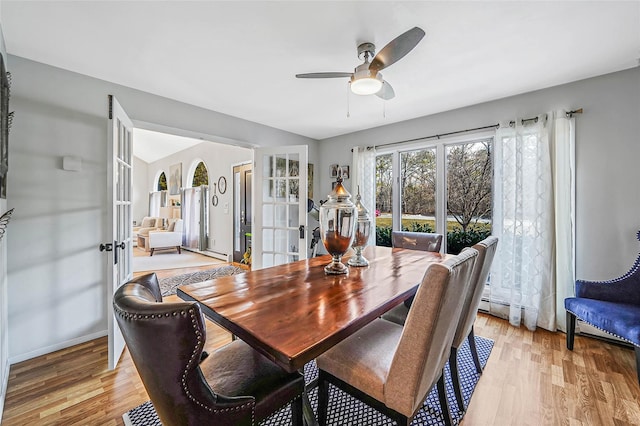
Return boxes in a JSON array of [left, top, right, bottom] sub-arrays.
[[204, 251, 230, 262], [8, 330, 107, 365], [183, 248, 229, 262]]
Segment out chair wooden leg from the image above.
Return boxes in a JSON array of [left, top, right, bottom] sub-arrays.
[[149, 248, 154, 256], [317, 371, 329, 426], [449, 347, 464, 412], [177, 246, 181, 254], [290, 394, 303, 426], [437, 371, 452, 426], [635, 346, 640, 385], [468, 326, 483, 374], [566, 311, 576, 350]]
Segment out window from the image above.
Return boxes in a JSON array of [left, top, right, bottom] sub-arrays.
[[157, 171, 167, 191], [445, 139, 493, 253], [375, 136, 493, 253], [192, 161, 209, 187], [375, 154, 393, 246], [400, 148, 437, 233]]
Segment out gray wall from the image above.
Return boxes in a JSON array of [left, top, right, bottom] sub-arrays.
[[318, 67, 640, 282], [6, 55, 317, 362]]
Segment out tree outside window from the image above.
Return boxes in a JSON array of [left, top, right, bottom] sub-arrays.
[[157, 172, 167, 191], [192, 162, 209, 187]]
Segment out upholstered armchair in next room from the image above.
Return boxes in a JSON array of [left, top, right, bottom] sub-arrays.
[[148, 219, 183, 256], [565, 231, 640, 384]]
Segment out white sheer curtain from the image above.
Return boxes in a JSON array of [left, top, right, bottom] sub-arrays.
[[490, 111, 575, 331], [552, 113, 576, 332], [352, 146, 377, 246], [181, 187, 201, 249], [148, 192, 162, 217]]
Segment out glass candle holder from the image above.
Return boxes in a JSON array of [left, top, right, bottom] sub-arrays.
[[319, 177, 356, 274], [348, 187, 371, 267]]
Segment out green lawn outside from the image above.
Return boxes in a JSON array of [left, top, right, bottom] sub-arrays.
[[375, 217, 491, 233]]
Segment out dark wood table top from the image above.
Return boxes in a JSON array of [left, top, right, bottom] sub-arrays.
[[177, 245, 452, 373]]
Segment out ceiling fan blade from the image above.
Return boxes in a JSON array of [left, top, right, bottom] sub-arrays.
[[295, 72, 352, 79], [369, 27, 425, 72], [376, 81, 395, 100]]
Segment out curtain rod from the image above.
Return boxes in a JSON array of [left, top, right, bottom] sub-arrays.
[[356, 109, 583, 151]]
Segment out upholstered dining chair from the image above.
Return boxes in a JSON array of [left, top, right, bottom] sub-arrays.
[[388, 230, 444, 310], [381, 237, 498, 412], [114, 272, 304, 426], [448, 236, 498, 410], [392, 230, 443, 252], [316, 249, 478, 426]]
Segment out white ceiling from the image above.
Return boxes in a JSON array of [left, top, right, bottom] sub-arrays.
[[2, 1, 639, 140], [132, 128, 204, 163]]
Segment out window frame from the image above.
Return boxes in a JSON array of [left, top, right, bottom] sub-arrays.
[[375, 130, 494, 253]]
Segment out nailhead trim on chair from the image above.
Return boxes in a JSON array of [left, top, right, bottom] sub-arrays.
[[566, 308, 640, 348], [114, 304, 256, 424]]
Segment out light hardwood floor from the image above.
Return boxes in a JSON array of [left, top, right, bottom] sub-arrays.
[[2, 264, 639, 425]]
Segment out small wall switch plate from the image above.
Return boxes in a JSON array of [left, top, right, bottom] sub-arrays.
[[63, 156, 82, 171]]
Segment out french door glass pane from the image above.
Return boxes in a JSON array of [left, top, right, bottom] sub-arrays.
[[400, 148, 437, 233]]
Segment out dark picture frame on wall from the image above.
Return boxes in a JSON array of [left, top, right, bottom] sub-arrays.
[[0, 54, 10, 199], [340, 165, 350, 179]]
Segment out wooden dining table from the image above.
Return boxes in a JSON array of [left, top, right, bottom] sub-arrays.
[[177, 245, 452, 374]]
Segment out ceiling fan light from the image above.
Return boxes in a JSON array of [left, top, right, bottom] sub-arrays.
[[350, 77, 383, 95], [350, 67, 383, 95]]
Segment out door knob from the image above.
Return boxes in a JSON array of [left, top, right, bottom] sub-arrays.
[[99, 243, 113, 252]]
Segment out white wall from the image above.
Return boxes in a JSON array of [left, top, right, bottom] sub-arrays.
[[132, 156, 149, 225], [6, 55, 317, 362], [318, 67, 640, 282], [144, 140, 252, 257]]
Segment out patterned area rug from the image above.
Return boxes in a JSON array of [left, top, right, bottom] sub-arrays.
[[123, 335, 494, 425], [158, 265, 245, 296]]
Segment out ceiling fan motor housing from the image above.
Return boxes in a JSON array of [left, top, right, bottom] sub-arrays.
[[357, 42, 376, 60]]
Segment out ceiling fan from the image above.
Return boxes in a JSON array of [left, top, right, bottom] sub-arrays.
[[296, 27, 425, 100]]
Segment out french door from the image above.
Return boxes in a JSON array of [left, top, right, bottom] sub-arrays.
[[105, 95, 133, 370], [252, 146, 308, 270]]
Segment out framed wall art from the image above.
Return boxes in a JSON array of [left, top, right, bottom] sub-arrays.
[[308, 163, 314, 198], [169, 163, 182, 195], [0, 54, 10, 199], [340, 165, 350, 179], [330, 163, 339, 179]]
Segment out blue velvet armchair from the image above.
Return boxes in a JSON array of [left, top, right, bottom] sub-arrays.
[[564, 231, 640, 384]]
